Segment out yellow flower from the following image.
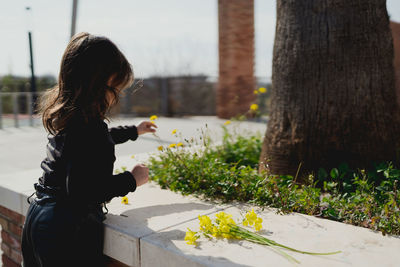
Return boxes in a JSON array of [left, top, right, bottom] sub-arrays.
[[168, 143, 176, 148], [258, 87, 267, 93], [121, 196, 129, 205], [171, 129, 177, 134], [212, 226, 220, 237], [157, 146, 163, 151], [177, 142, 184, 147], [221, 224, 230, 233], [185, 228, 199, 245], [130, 155, 135, 159], [243, 209, 263, 231], [254, 90, 259, 95], [245, 209, 258, 225], [198, 215, 213, 232], [150, 115, 158, 121], [224, 120, 231, 125], [215, 211, 232, 223], [250, 104, 258, 111]]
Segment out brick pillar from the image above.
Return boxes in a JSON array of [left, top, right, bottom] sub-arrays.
[[0, 206, 24, 267], [217, 0, 255, 119]]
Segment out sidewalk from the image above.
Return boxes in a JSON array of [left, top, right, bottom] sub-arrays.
[[0, 116, 266, 175]]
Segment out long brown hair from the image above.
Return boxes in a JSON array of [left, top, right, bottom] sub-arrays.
[[38, 32, 134, 135]]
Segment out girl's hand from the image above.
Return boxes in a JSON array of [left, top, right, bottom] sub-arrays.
[[137, 121, 157, 135], [131, 164, 149, 187]]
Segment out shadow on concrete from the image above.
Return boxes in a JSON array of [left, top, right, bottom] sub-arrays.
[[108, 202, 251, 267]]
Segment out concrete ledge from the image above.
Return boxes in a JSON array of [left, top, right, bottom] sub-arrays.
[[141, 204, 400, 267], [1, 154, 400, 267]]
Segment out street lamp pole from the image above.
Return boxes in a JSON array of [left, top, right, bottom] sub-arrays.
[[71, 0, 78, 38], [26, 7, 37, 115]]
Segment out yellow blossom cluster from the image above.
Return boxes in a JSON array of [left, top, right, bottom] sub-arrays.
[[243, 209, 263, 231], [250, 104, 259, 111], [121, 196, 129, 205], [198, 215, 213, 232], [168, 142, 183, 149], [214, 212, 238, 239], [224, 120, 231, 126], [184, 228, 199, 245], [171, 129, 177, 134], [149, 115, 158, 123], [185, 210, 340, 263], [198, 213, 238, 239], [254, 87, 267, 95], [168, 143, 176, 148]]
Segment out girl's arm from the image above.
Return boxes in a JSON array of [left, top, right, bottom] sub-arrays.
[[108, 125, 138, 144], [108, 121, 157, 144]]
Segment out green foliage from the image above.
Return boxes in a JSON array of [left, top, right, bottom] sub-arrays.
[[148, 128, 400, 236]]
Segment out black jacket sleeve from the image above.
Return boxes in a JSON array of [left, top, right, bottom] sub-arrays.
[[66, 121, 136, 203], [108, 125, 138, 144]]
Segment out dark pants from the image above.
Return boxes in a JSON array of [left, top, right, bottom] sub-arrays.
[[21, 196, 106, 267]]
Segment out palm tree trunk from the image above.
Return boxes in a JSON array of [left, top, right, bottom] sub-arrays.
[[260, 0, 400, 180]]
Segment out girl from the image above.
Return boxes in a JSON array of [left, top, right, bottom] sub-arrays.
[[21, 32, 155, 267]]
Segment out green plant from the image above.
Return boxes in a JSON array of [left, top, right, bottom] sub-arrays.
[[148, 126, 400, 236]]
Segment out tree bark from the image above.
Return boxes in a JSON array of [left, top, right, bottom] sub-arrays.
[[260, 0, 400, 179]]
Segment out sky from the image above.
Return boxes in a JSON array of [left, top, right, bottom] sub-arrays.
[[1, 0, 400, 80]]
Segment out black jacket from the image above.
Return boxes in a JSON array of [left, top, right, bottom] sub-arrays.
[[36, 116, 138, 205]]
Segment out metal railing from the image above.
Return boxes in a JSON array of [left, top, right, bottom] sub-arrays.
[[0, 91, 43, 129]]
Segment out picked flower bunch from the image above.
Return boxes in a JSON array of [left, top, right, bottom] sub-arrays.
[[185, 209, 341, 264]]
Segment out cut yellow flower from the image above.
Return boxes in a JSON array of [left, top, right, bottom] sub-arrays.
[[191, 211, 340, 264], [130, 155, 135, 159], [212, 226, 220, 237], [250, 104, 259, 111], [121, 196, 129, 205], [259, 87, 267, 93], [224, 120, 231, 125], [177, 142, 184, 147], [245, 209, 258, 225], [198, 215, 213, 232], [149, 115, 158, 121], [255, 223, 263, 231], [242, 210, 263, 231], [254, 90, 259, 95], [184, 228, 199, 245], [215, 211, 232, 222], [171, 129, 177, 134], [157, 146, 163, 151], [168, 143, 176, 148]]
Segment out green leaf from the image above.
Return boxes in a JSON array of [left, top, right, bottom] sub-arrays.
[[330, 168, 339, 179], [318, 168, 328, 180]]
